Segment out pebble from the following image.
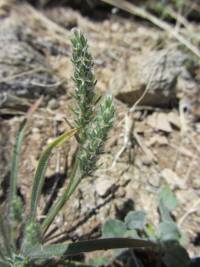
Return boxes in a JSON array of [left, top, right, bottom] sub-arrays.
[[115, 187, 126, 198], [149, 173, 160, 187], [95, 176, 116, 197], [48, 98, 60, 110]]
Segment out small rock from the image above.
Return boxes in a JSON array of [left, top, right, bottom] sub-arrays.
[[177, 147, 193, 158], [111, 22, 120, 32], [125, 182, 140, 199], [48, 98, 60, 110], [31, 127, 40, 134], [0, 6, 62, 111], [141, 155, 152, 166], [112, 49, 193, 107], [133, 111, 142, 120], [146, 134, 168, 146], [168, 111, 181, 129], [120, 170, 134, 186], [195, 123, 200, 133], [149, 174, 160, 187], [95, 176, 116, 197], [115, 187, 126, 198], [147, 112, 172, 133], [161, 168, 186, 189], [192, 177, 200, 190], [135, 122, 146, 133]]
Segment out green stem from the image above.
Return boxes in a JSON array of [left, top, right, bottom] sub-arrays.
[[0, 213, 12, 258], [29, 128, 77, 221], [41, 159, 82, 235]]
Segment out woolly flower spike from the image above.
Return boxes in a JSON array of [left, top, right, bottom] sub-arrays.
[[71, 30, 96, 139], [71, 30, 115, 175], [78, 95, 115, 175]]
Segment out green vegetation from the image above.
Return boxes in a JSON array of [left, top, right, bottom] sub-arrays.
[[101, 186, 192, 267], [0, 29, 199, 267], [0, 30, 153, 267]]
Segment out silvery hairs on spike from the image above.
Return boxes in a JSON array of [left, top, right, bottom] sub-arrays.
[[71, 29, 115, 175]]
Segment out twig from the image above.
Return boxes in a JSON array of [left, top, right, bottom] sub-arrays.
[[111, 112, 133, 168], [22, 3, 71, 46], [101, 0, 200, 59], [111, 48, 170, 168], [168, 7, 192, 32], [133, 131, 156, 163], [178, 199, 200, 227], [179, 98, 190, 137], [0, 67, 48, 84], [184, 153, 197, 183], [30, 79, 65, 88], [188, 135, 200, 156]]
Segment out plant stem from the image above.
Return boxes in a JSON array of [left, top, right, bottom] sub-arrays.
[[41, 159, 82, 235]]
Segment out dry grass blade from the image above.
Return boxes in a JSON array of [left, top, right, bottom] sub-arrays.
[[100, 0, 200, 59]]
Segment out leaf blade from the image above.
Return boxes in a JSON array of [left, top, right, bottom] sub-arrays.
[[26, 237, 155, 260], [29, 128, 78, 220]]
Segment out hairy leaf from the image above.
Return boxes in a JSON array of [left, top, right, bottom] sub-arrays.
[[125, 211, 146, 230], [102, 219, 127, 238], [159, 222, 181, 242], [26, 238, 155, 260], [158, 186, 178, 211]]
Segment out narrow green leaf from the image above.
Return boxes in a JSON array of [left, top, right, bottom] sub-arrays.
[[9, 97, 43, 217], [21, 220, 41, 254], [0, 243, 6, 260], [8, 97, 43, 250], [26, 237, 155, 259], [8, 117, 27, 251], [29, 128, 77, 219], [9, 119, 27, 213], [0, 260, 10, 267], [41, 159, 81, 234], [25, 243, 67, 259], [0, 213, 12, 257]]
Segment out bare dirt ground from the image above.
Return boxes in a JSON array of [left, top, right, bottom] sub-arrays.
[[0, 0, 200, 262]]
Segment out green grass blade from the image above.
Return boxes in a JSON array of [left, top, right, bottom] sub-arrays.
[[26, 238, 155, 260], [29, 128, 77, 220], [0, 213, 12, 258], [0, 244, 6, 260], [9, 97, 43, 216], [8, 97, 43, 251], [8, 119, 27, 213], [0, 260, 10, 267], [41, 159, 81, 234]]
